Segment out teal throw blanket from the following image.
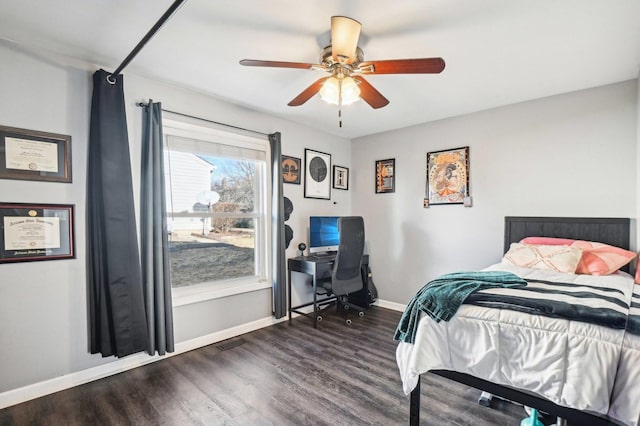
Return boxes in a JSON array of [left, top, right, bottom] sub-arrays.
[[394, 271, 527, 344]]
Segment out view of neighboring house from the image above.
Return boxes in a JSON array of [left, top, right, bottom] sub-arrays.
[[164, 150, 216, 232]]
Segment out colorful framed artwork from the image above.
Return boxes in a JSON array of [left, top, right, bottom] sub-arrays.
[[0, 202, 75, 263], [333, 165, 349, 190], [281, 155, 301, 185], [426, 146, 470, 205], [0, 125, 72, 183], [375, 158, 395, 194], [304, 148, 331, 199]]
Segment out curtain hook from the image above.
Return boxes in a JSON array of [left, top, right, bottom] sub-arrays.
[[106, 74, 116, 85]]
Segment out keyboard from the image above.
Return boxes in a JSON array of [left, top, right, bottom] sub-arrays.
[[307, 253, 335, 261]]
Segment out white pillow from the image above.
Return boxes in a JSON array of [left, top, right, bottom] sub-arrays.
[[502, 243, 583, 274]]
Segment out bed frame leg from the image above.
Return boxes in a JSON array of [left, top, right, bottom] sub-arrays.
[[410, 376, 420, 426]]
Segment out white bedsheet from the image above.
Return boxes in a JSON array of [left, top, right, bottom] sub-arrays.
[[396, 263, 640, 426]]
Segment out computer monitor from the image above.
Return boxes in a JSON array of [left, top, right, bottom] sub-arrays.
[[309, 216, 340, 254]]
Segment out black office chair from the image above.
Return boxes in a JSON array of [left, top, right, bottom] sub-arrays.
[[316, 216, 366, 325]]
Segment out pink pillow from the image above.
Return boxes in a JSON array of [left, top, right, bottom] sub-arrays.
[[520, 237, 576, 246], [520, 237, 637, 276], [635, 265, 640, 284], [571, 240, 636, 275]]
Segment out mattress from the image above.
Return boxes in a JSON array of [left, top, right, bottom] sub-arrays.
[[396, 263, 640, 426]]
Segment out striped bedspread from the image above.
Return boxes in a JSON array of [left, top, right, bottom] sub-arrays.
[[628, 286, 640, 335], [465, 277, 636, 334], [396, 263, 640, 425]]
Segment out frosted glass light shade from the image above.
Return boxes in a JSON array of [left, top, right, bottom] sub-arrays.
[[319, 76, 360, 105]]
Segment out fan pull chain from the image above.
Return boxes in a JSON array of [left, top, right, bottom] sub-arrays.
[[338, 77, 343, 128]]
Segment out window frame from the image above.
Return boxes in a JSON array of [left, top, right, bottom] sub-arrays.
[[162, 115, 272, 306]]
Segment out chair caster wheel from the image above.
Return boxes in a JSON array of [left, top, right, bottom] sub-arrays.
[[346, 319, 352, 326], [317, 315, 323, 322], [358, 311, 365, 317]]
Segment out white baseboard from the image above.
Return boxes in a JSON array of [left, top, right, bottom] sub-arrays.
[[0, 301, 406, 410], [374, 298, 406, 312], [0, 315, 286, 410]]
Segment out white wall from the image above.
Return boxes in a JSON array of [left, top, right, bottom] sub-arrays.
[[0, 40, 351, 396], [0, 41, 97, 394], [352, 80, 638, 304]]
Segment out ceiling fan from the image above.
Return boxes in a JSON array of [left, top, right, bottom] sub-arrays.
[[239, 16, 445, 111]]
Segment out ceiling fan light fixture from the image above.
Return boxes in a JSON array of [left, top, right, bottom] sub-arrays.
[[320, 76, 360, 105], [240, 15, 445, 113]]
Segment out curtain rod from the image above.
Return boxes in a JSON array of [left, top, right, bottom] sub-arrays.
[[107, 0, 188, 83], [136, 102, 270, 137]]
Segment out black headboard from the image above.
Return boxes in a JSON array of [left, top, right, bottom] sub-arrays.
[[504, 216, 631, 272]]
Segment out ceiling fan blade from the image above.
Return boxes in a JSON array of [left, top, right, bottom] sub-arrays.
[[288, 77, 330, 106], [331, 16, 361, 64], [240, 59, 315, 70], [358, 58, 446, 74], [352, 76, 389, 109]]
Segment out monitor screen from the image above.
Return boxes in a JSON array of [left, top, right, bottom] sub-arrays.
[[309, 216, 340, 254]]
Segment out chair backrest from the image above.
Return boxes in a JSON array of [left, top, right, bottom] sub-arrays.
[[331, 216, 365, 296]]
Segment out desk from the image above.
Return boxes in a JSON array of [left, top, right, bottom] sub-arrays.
[[288, 254, 369, 327]]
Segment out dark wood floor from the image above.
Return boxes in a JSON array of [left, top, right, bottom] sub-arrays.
[[0, 307, 530, 425]]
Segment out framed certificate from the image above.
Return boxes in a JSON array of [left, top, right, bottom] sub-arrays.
[[0, 203, 75, 263], [0, 125, 72, 183]]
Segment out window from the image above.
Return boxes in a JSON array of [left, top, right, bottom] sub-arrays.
[[162, 117, 271, 302]]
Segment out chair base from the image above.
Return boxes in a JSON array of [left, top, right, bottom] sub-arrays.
[[316, 294, 366, 325]]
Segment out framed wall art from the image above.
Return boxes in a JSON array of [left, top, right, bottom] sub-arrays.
[[281, 155, 301, 185], [304, 149, 331, 199], [333, 165, 349, 190], [426, 146, 470, 205], [0, 125, 72, 183], [0, 202, 75, 263], [375, 158, 395, 194]]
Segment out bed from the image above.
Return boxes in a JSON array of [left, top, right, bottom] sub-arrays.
[[396, 216, 639, 426]]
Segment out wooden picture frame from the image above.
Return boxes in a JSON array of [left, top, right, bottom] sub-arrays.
[[0, 202, 75, 263], [304, 149, 331, 199], [426, 146, 469, 205], [375, 158, 395, 194], [0, 125, 72, 183], [281, 155, 301, 185], [333, 165, 349, 190]]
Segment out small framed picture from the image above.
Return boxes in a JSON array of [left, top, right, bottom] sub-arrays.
[[375, 158, 395, 194], [304, 148, 331, 200], [281, 155, 301, 185], [333, 165, 349, 190]]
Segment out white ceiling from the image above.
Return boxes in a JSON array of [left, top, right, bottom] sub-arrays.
[[1, 0, 639, 138]]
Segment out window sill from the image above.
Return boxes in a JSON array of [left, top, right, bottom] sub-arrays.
[[172, 279, 272, 307]]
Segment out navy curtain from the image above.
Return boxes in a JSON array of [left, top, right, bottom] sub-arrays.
[[140, 101, 174, 355], [88, 69, 148, 357], [269, 132, 287, 318]]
